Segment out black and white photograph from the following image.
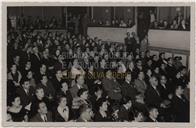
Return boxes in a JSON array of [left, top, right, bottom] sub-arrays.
[[1, 1, 195, 127]]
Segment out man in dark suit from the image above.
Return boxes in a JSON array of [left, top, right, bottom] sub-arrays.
[[172, 85, 189, 122], [121, 72, 137, 100], [30, 46, 41, 74], [158, 75, 172, 100], [37, 75, 55, 100], [145, 76, 162, 108], [102, 70, 122, 101], [85, 65, 96, 95], [118, 98, 134, 121], [52, 70, 63, 94], [146, 106, 159, 122], [16, 77, 34, 107], [30, 101, 53, 122], [124, 32, 133, 53]]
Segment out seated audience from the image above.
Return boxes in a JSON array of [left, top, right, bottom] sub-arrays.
[[6, 18, 190, 122]]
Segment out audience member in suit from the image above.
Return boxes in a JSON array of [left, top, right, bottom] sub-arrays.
[[54, 96, 69, 122], [121, 72, 137, 100], [126, 61, 137, 81], [152, 66, 161, 80], [144, 68, 152, 86], [172, 85, 189, 122], [20, 61, 32, 77], [76, 105, 94, 122], [173, 69, 188, 88], [70, 74, 88, 98], [52, 70, 63, 94], [157, 75, 174, 122], [133, 93, 148, 117], [90, 86, 105, 112], [134, 71, 147, 96], [166, 57, 176, 81], [85, 65, 96, 95], [145, 106, 159, 122], [102, 70, 122, 102], [16, 77, 34, 107], [30, 101, 52, 122], [134, 59, 143, 76], [94, 98, 112, 122], [37, 75, 55, 100], [157, 52, 167, 66], [29, 87, 50, 118], [151, 55, 159, 69], [118, 98, 134, 121], [160, 63, 168, 77], [158, 75, 173, 100], [56, 81, 73, 108], [145, 76, 162, 108], [34, 64, 48, 84]]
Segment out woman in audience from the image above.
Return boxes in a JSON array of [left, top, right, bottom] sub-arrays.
[[54, 96, 69, 122], [94, 98, 111, 122], [7, 64, 22, 87], [7, 94, 28, 122]]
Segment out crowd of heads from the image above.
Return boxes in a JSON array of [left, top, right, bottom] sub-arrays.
[[150, 10, 190, 31], [7, 16, 190, 122], [9, 15, 63, 30], [89, 18, 135, 28]]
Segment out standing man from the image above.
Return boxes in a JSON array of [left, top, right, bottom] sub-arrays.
[[81, 14, 89, 36]]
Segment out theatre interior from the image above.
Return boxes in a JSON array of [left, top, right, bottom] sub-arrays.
[[6, 6, 191, 123]]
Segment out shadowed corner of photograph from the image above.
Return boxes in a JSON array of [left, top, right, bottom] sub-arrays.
[[3, 3, 193, 127]]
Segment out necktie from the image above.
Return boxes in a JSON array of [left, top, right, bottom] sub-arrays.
[[155, 89, 160, 96]]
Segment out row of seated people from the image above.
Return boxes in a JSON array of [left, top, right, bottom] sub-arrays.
[[150, 19, 190, 31], [8, 16, 63, 30], [7, 29, 189, 122], [149, 10, 190, 31], [89, 18, 135, 28]]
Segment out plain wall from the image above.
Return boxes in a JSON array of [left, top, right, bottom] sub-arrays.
[[148, 29, 190, 51]]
